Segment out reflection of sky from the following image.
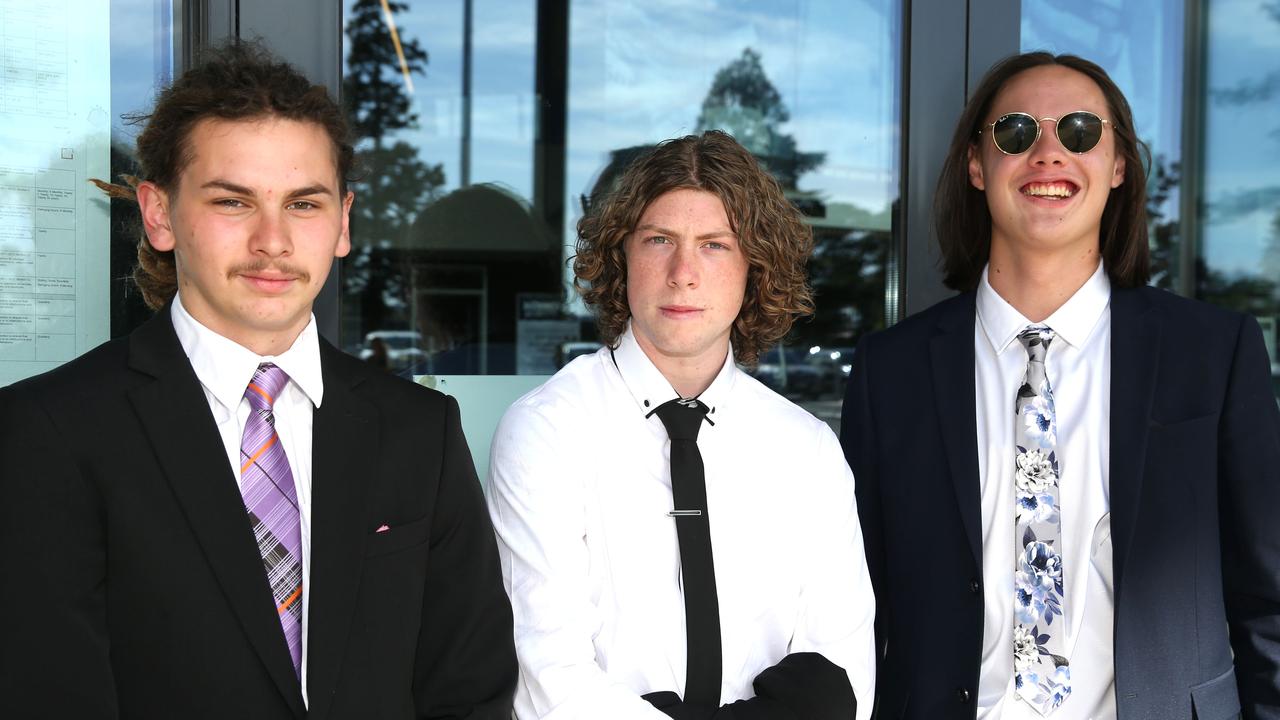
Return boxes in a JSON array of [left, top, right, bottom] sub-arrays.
[[342, 0, 901, 238], [109, 1, 174, 150], [1023, 0, 1280, 279], [344, 0, 538, 199], [1202, 0, 1280, 279], [565, 0, 900, 215]]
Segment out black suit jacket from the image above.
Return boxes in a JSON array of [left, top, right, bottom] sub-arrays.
[[840, 286, 1280, 720], [0, 309, 517, 719]]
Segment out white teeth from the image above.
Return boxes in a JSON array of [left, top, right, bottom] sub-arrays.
[[1023, 183, 1075, 198]]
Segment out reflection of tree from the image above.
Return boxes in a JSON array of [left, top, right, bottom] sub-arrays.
[[1145, 154, 1180, 290], [692, 48, 883, 349], [107, 142, 152, 336], [343, 0, 445, 336], [696, 48, 824, 190]]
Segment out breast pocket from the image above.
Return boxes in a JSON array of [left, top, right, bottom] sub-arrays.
[[364, 515, 430, 558]]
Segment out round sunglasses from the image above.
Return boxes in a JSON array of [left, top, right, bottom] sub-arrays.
[[979, 111, 1112, 155]]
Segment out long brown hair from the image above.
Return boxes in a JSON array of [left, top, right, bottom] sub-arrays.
[[573, 130, 814, 366], [95, 42, 356, 310], [933, 52, 1151, 291]]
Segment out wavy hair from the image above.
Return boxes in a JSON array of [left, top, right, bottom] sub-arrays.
[[934, 51, 1151, 291], [92, 41, 356, 310], [573, 130, 814, 366]]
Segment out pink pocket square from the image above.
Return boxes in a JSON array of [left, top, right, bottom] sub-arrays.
[[375, 524, 390, 533]]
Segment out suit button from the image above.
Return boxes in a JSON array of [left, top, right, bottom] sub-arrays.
[[969, 578, 980, 594], [956, 687, 971, 704]]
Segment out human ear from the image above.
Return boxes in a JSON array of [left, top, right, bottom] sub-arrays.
[[1110, 154, 1126, 189], [967, 144, 985, 191], [136, 182, 176, 252]]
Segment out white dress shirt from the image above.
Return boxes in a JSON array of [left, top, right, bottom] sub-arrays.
[[974, 262, 1115, 720], [486, 324, 875, 720], [170, 293, 322, 707]]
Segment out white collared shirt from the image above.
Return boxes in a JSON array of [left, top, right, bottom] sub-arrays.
[[974, 262, 1115, 720], [486, 324, 875, 720], [170, 294, 321, 707]]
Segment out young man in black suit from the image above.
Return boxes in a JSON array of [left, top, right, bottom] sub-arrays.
[[841, 52, 1279, 720], [0, 44, 516, 719]]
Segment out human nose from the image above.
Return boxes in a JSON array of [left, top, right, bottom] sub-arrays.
[[666, 243, 699, 288], [1027, 118, 1067, 165], [249, 208, 292, 257]]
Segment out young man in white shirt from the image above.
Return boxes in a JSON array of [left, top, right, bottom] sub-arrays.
[[487, 130, 875, 720], [841, 52, 1280, 720], [0, 43, 516, 718]]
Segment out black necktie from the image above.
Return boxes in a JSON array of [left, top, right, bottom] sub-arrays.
[[651, 397, 722, 706]]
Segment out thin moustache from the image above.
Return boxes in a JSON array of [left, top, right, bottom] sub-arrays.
[[230, 262, 309, 283]]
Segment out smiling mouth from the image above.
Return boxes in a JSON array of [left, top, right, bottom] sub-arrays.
[[1021, 181, 1078, 199]]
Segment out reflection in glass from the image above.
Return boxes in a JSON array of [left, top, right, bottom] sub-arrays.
[[340, 0, 903, 426], [566, 0, 901, 425], [108, 1, 175, 338], [1201, 0, 1280, 394], [1021, 0, 1186, 290]]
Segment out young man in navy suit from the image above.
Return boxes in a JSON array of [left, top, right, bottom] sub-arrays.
[[0, 44, 516, 718], [841, 52, 1279, 720]]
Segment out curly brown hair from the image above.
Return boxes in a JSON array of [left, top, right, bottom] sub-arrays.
[[573, 130, 814, 366], [93, 41, 356, 310]]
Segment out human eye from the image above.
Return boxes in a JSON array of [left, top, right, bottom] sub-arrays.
[[212, 198, 245, 208], [645, 235, 672, 245], [287, 199, 320, 211]]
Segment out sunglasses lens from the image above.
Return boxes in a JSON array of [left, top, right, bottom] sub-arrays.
[[1056, 112, 1103, 153], [992, 114, 1039, 154]]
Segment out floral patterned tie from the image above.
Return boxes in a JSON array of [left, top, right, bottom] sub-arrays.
[[1013, 326, 1070, 713]]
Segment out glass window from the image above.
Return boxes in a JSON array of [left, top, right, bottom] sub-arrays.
[[1200, 0, 1280, 396], [1022, 0, 1188, 290], [340, 0, 902, 457], [0, 0, 173, 386], [1024, 0, 1280, 398]]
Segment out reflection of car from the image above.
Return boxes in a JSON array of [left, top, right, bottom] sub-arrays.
[[751, 346, 824, 398], [359, 330, 428, 370], [558, 341, 603, 368], [751, 345, 855, 399], [810, 346, 856, 379]]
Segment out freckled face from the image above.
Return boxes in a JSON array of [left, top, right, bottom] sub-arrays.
[[141, 118, 353, 351], [625, 188, 749, 372], [968, 65, 1126, 259]]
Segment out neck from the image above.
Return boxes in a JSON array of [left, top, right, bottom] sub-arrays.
[[987, 241, 1100, 323], [638, 342, 727, 399]]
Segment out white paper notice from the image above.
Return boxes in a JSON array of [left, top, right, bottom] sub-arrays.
[[0, 0, 111, 386]]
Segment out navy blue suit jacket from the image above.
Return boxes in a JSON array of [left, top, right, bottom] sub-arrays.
[[840, 285, 1280, 720]]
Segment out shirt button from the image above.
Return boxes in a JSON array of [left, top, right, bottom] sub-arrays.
[[956, 687, 971, 704], [969, 578, 980, 594]]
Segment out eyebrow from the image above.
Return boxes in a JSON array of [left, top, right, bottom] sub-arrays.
[[200, 179, 336, 199], [636, 223, 737, 241]]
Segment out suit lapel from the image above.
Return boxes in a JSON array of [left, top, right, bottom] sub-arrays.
[[930, 293, 983, 566], [126, 310, 306, 717], [303, 343, 378, 720], [1108, 287, 1159, 598]]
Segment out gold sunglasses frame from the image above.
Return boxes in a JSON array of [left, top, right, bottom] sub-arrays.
[[978, 111, 1113, 155]]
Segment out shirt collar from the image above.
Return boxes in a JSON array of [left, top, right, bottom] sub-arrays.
[[611, 321, 736, 419], [976, 260, 1111, 355], [170, 292, 325, 412]]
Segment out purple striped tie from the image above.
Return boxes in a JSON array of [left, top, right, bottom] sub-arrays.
[[240, 363, 303, 677]]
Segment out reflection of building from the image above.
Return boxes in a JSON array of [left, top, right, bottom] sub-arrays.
[[404, 184, 562, 374]]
